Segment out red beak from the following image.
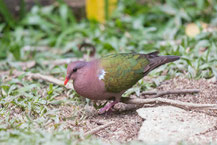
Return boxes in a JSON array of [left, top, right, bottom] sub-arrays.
[[64, 78, 69, 85]]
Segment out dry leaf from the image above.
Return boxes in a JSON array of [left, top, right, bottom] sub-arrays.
[[185, 23, 200, 37]]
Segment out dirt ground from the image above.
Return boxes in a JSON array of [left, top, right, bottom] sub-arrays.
[[58, 77, 217, 143]]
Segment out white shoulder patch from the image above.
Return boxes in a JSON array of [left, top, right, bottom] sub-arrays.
[[98, 69, 106, 80]]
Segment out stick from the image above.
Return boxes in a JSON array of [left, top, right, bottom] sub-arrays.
[[42, 58, 82, 66], [8, 42, 96, 71], [84, 122, 114, 137], [12, 70, 74, 89], [121, 97, 217, 110], [12, 61, 36, 70], [11, 58, 82, 70], [142, 89, 200, 98], [22, 46, 50, 52]]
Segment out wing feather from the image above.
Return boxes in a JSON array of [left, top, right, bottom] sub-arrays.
[[100, 53, 149, 93]]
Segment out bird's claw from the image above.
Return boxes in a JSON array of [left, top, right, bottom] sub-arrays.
[[98, 106, 111, 114], [98, 101, 118, 114]]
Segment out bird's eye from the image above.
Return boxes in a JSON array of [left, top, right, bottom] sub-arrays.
[[73, 68, 77, 72]]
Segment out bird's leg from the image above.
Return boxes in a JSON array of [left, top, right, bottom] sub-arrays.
[[98, 100, 119, 114]]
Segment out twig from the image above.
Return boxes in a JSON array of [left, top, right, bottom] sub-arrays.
[[142, 89, 200, 98], [84, 121, 114, 137], [12, 70, 74, 89], [12, 61, 36, 70], [22, 46, 50, 52], [195, 124, 217, 136], [11, 58, 82, 70], [8, 43, 96, 71], [121, 97, 217, 110], [42, 58, 82, 66]]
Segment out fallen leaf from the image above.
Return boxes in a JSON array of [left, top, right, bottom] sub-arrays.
[[185, 23, 200, 37]]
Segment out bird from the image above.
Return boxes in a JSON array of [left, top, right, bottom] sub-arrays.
[[64, 51, 180, 114]]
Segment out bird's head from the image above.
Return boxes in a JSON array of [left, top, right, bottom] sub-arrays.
[[64, 61, 87, 85]]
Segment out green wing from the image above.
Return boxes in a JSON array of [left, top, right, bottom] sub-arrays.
[[100, 53, 149, 93]]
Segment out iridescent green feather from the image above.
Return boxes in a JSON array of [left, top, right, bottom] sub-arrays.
[[100, 53, 149, 93]]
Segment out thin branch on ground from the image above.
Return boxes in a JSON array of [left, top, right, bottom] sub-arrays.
[[84, 121, 114, 137], [195, 124, 217, 136], [10, 43, 96, 70], [43, 58, 82, 66], [121, 97, 217, 110], [13, 61, 36, 70], [22, 46, 50, 52], [142, 89, 200, 98], [12, 70, 74, 89], [11, 58, 82, 70]]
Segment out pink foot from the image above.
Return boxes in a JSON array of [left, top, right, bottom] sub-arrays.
[[98, 101, 118, 114]]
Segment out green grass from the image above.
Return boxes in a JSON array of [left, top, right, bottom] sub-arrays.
[[0, 0, 217, 144]]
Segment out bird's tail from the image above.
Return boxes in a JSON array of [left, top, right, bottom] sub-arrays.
[[144, 51, 180, 74]]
